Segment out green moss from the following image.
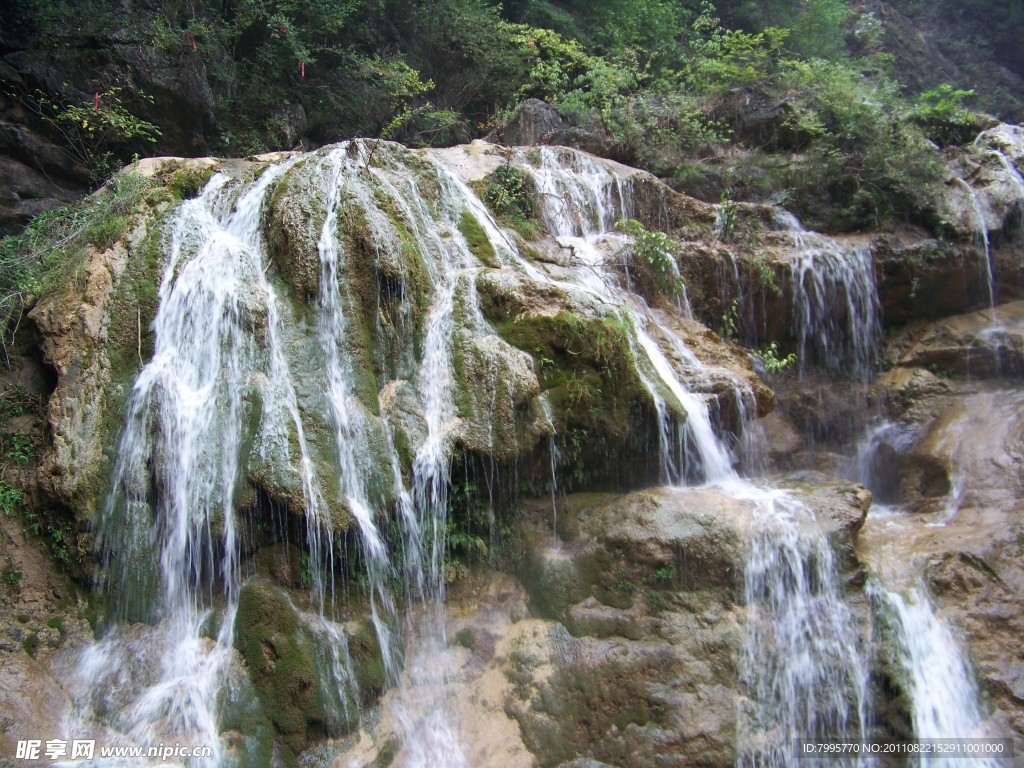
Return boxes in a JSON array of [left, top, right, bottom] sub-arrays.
[[22, 631, 39, 657], [477, 165, 542, 242], [218, 669, 277, 767], [496, 311, 643, 430], [493, 310, 663, 490], [507, 217, 543, 241], [449, 339, 475, 420], [454, 627, 477, 652], [348, 620, 387, 702], [333, 203, 383, 415], [106, 212, 165, 383], [362, 184, 434, 368], [458, 210, 498, 267], [523, 550, 586, 620], [167, 167, 215, 200], [234, 581, 326, 764], [371, 737, 399, 768]]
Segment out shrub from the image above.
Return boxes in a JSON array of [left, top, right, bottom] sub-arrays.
[[614, 219, 686, 299], [911, 84, 980, 146]]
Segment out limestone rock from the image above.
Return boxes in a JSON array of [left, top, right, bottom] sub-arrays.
[[937, 141, 1024, 241], [886, 300, 1024, 379]]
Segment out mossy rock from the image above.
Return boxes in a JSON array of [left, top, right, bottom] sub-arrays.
[[218, 672, 278, 767], [458, 209, 498, 267], [167, 166, 216, 200], [348, 619, 387, 703], [451, 326, 542, 461], [494, 309, 664, 490], [234, 581, 332, 763], [267, 164, 324, 302]]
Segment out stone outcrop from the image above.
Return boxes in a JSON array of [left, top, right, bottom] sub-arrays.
[[503, 484, 868, 768], [1, 5, 216, 233], [885, 300, 1024, 380]]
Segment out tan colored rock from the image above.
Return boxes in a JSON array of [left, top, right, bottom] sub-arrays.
[[887, 300, 1024, 379]]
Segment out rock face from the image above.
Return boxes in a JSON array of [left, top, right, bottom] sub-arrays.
[[504, 484, 869, 768], [0, 12, 215, 232], [885, 300, 1024, 380], [852, 1, 1024, 122]]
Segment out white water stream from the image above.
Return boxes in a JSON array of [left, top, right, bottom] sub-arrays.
[[774, 211, 881, 378], [954, 178, 997, 319]]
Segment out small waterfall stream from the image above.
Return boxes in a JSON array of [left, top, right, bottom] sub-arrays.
[[954, 177, 997, 318], [773, 211, 881, 378], [869, 584, 999, 767]]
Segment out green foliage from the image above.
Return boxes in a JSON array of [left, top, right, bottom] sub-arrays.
[[11, 86, 161, 182], [716, 190, 739, 241], [614, 219, 686, 298], [485, 164, 531, 220], [5, 434, 34, 465], [757, 341, 797, 374], [506, 22, 644, 125], [688, 3, 790, 95], [482, 163, 541, 239], [751, 255, 782, 297], [445, 475, 491, 578], [605, 90, 731, 176], [0, 483, 24, 515], [642, 563, 676, 588], [779, 58, 945, 230], [398, 0, 528, 121], [721, 297, 740, 341], [19, 506, 74, 568], [911, 84, 979, 146], [2, 557, 22, 590], [718, 0, 848, 59], [787, 0, 848, 59]]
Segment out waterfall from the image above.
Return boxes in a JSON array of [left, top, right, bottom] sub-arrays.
[[775, 211, 881, 377], [51, 139, 1010, 768], [737, 487, 871, 768], [870, 583, 1000, 767], [70, 158, 368, 764], [516, 147, 873, 766], [521, 146, 755, 482], [954, 178, 996, 318]]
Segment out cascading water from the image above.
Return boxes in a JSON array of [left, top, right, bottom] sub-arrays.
[[737, 488, 871, 768], [954, 178, 997, 318], [521, 146, 756, 483], [774, 211, 881, 378], [869, 584, 1000, 767], [518, 146, 873, 767], [66, 158, 368, 764]]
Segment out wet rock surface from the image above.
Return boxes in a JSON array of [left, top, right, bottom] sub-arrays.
[[886, 300, 1024, 379]]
